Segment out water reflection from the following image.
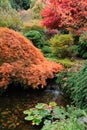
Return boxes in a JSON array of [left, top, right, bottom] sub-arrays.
[[0, 83, 69, 130]]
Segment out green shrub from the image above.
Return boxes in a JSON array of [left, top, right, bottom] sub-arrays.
[[9, 0, 31, 10], [42, 46, 52, 54], [42, 117, 86, 130], [24, 30, 49, 49], [78, 31, 87, 58], [23, 102, 87, 129], [47, 57, 74, 68], [63, 61, 87, 110], [0, 0, 23, 31], [23, 25, 46, 35], [50, 34, 74, 58]]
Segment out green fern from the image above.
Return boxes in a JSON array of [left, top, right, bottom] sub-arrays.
[[65, 61, 87, 109]]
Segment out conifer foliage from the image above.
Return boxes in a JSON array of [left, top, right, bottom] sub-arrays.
[[0, 28, 63, 90]]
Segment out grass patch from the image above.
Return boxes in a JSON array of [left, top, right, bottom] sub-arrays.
[[47, 56, 74, 68]]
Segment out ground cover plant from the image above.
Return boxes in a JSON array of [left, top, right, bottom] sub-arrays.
[[23, 102, 87, 130]]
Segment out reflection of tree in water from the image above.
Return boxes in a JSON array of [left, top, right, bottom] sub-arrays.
[[0, 81, 69, 130]]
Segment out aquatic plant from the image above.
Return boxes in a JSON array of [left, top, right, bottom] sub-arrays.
[[23, 102, 87, 130], [0, 27, 63, 90], [24, 102, 57, 125]]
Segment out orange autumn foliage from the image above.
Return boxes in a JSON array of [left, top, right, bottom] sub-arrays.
[[0, 28, 63, 89]]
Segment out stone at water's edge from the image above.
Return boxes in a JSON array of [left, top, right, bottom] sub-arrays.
[[78, 117, 87, 124], [0, 27, 63, 90]]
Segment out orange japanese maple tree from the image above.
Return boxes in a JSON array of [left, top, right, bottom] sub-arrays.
[[41, 0, 87, 34], [0, 28, 63, 89]]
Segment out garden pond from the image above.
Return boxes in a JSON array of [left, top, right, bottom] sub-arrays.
[[0, 81, 70, 130]]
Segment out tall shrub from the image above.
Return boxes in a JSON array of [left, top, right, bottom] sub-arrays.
[[41, 0, 87, 34]]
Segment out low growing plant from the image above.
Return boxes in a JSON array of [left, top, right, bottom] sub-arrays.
[[42, 117, 87, 130], [23, 102, 87, 130], [23, 102, 57, 125], [47, 57, 74, 68]]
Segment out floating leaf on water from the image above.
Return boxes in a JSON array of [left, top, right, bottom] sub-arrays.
[[35, 103, 45, 109], [1, 111, 9, 115], [25, 116, 34, 121], [8, 123, 16, 129]]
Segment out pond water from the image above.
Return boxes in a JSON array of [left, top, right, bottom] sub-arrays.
[[0, 82, 69, 130]]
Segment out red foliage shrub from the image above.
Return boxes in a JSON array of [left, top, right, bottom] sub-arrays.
[[41, 0, 87, 34], [0, 28, 63, 89]]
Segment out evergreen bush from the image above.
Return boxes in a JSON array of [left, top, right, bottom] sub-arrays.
[[42, 46, 52, 54], [9, 0, 31, 10], [24, 30, 49, 49], [23, 25, 46, 35], [50, 34, 74, 58]]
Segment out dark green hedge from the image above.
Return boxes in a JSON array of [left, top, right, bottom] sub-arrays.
[[9, 0, 31, 10]]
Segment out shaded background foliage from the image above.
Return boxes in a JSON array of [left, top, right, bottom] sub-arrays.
[[78, 31, 87, 58], [0, 0, 23, 31], [9, 0, 31, 10]]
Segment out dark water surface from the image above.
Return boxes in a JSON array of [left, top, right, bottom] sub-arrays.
[[0, 84, 69, 130]]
